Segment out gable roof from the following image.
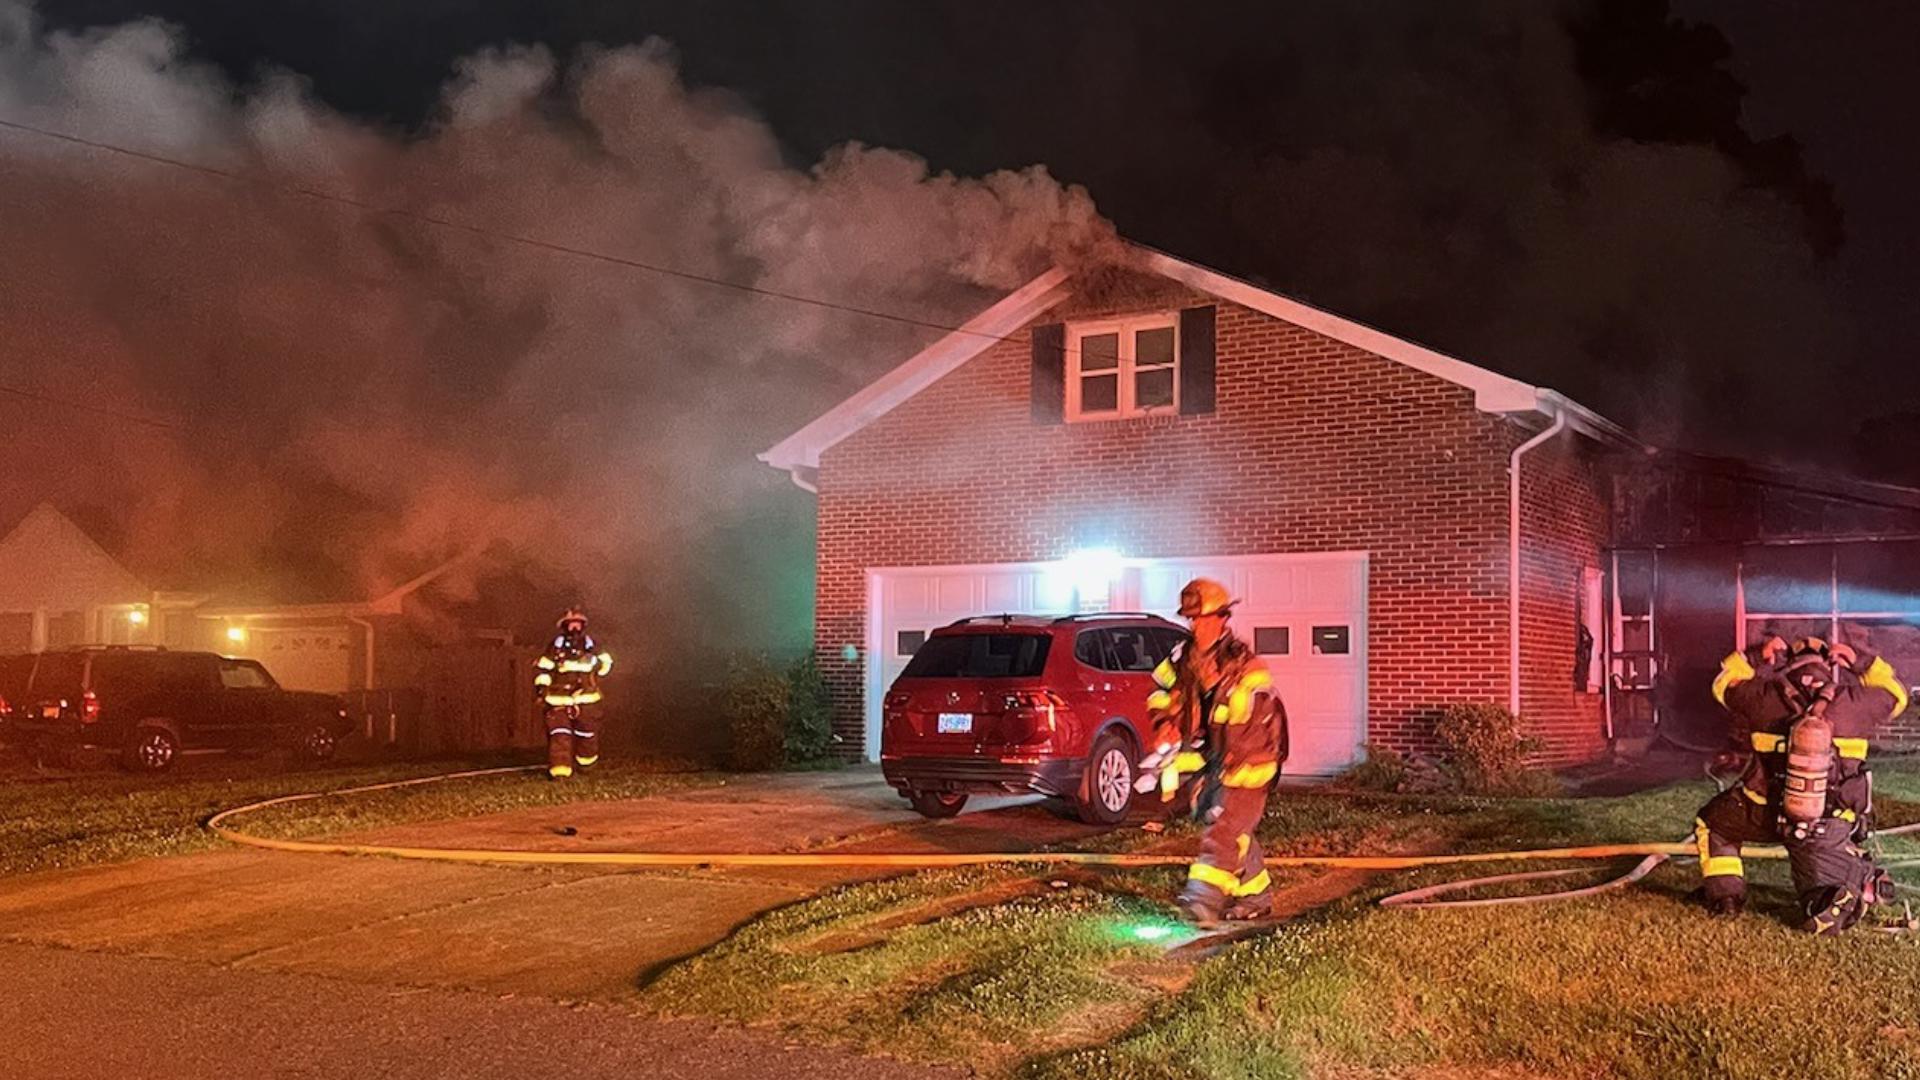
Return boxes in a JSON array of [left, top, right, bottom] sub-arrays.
[[0, 502, 150, 608], [760, 243, 1636, 485]]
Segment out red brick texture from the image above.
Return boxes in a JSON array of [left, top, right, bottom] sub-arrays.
[[811, 274, 1612, 764], [1516, 435, 1611, 765]]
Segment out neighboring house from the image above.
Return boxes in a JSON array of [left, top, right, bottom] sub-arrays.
[[0, 506, 540, 753], [0, 503, 197, 652], [760, 245, 1920, 771]]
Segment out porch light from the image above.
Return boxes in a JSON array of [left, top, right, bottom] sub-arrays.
[[1045, 547, 1126, 611], [227, 626, 247, 644], [127, 608, 147, 626]]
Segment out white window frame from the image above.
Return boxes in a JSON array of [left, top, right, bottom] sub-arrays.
[[1066, 315, 1179, 421]]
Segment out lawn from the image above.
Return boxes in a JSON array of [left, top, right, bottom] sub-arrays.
[[0, 754, 713, 877], [647, 759, 1920, 1079]]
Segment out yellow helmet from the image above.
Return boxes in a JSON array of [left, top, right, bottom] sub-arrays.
[[1177, 577, 1234, 619]]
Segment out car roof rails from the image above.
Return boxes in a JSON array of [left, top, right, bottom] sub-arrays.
[[943, 614, 1050, 628], [70, 644, 171, 652], [1050, 612, 1168, 624]]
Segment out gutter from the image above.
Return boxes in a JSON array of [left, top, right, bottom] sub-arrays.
[[1510, 403, 1569, 716]]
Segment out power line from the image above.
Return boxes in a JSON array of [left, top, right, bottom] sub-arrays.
[[0, 113, 1052, 348], [0, 382, 181, 430]]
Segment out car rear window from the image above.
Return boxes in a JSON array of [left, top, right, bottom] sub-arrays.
[[899, 634, 1052, 679], [29, 653, 84, 696], [0, 655, 36, 700]]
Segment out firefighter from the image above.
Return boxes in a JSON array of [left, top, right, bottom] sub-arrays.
[[1694, 637, 1906, 933], [1137, 577, 1289, 928], [533, 608, 614, 780]]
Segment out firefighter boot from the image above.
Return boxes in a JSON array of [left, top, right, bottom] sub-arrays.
[[1177, 881, 1229, 929], [1802, 886, 1865, 936], [1225, 890, 1274, 922]]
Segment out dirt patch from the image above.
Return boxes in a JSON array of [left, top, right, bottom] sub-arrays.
[[1104, 958, 1194, 994], [792, 874, 1079, 955]]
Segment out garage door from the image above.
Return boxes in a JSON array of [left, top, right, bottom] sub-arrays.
[[250, 625, 356, 692], [866, 552, 1367, 776]]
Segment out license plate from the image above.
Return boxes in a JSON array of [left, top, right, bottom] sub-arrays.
[[41, 706, 60, 718], [936, 712, 973, 734]]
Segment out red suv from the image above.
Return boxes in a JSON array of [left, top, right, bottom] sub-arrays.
[[880, 613, 1187, 824]]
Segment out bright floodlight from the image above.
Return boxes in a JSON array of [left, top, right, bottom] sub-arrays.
[[127, 609, 147, 625], [227, 626, 247, 643]]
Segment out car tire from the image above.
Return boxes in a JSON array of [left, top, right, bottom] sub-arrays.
[[121, 726, 178, 773], [907, 789, 968, 819], [297, 723, 338, 764], [1075, 730, 1136, 825]]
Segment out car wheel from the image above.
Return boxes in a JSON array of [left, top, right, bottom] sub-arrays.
[[1075, 730, 1136, 825], [298, 723, 338, 763], [907, 789, 968, 819], [121, 726, 178, 773]]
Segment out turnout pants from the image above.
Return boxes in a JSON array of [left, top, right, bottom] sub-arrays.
[[1695, 784, 1880, 933], [1184, 786, 1273, 907], [544, 706, 600, 778]]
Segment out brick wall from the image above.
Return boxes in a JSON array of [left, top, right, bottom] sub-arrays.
[[813, 273, 1609, 763], [1516, 433, 1611, 765]]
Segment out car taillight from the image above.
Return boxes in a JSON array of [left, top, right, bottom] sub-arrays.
[[1002, 690, 1064, 744], [81, 690, 100, 723]]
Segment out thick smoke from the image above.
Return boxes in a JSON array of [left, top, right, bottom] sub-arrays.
[[0, 4, 1117, 652]]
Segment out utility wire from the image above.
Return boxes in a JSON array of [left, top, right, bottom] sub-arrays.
[[0, 113, 1068, 349], [0, 382, 181, 430]]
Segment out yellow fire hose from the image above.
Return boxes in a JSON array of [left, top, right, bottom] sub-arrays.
[[209, 764, 1836, 874]]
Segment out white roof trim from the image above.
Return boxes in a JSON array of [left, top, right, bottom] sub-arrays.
[[760, 267, 1072, 472], [760, 246, 1637, 476]]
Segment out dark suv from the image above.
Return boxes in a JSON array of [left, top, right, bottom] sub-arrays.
[[880, 613, 1187, 824], [1, 647, 353, 772]]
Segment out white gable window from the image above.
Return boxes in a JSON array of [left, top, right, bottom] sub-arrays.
[[1067, 316, 1178, 421]]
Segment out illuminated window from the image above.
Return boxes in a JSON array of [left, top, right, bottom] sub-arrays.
[[1066, 316, 1178, 421]]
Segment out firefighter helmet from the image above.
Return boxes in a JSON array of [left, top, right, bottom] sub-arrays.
[[1791, 636, 1829, 660], [558, 607, 588, 632], [1829, 642, 1858, 670], [1177, 578, 1234, 619]]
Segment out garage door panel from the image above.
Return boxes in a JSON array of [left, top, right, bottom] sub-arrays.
[[869, 553, 1367, 772]]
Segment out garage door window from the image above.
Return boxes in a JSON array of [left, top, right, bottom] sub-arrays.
[[1254, 627, 1291, 655], [1311, 626, 1351, 655], [897, 630, 926, 656]]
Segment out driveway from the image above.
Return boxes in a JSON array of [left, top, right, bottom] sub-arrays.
[[0, 768, 1119, 1077]]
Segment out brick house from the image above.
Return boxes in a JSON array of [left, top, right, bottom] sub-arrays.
[[762, 247, 1641, 773], [762, 245, 1920, 771]]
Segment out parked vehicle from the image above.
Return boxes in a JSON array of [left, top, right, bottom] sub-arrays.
[[1, 646, 353, 772], [880, 613, 1187, 824]]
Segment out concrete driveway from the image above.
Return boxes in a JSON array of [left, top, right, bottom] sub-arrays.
[[0, 768, 1122, 1077]]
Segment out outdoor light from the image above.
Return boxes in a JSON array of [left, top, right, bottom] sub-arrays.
[[1044, 547, 1126, 611], [227, 626, 247, 644], [1129, 924, 1174, 941], [127, 609, 147, 626]]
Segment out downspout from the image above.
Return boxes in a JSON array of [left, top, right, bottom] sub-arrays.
[[346, 615, 380, 743], [1510, 405, 1568, 716]]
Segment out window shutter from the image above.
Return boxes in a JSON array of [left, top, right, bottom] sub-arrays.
[[1030, 322, 1066, 425], [1178, 305, 1216, 415]]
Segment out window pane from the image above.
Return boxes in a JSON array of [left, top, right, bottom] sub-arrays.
[[1074, 631, 1107, 668], [1311, 626, 1351, 655], [1079, 333, 1119, 372], [899, 634, 1052, 678], [1136, 368, 1174, 409], [1837, 540, 1920, 614], [1743, 545, 1832, 615], [221, 661, 273, 689], [1254, 627, 1290, 655], [1136, 326, 1175, 367], [897, 630, 926, 656], [1103, 628, 1158, 672], [1081, 373, 1118, 412]]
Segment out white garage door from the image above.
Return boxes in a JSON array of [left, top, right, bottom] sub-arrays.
[[866, 552, 1368, 776], [249, 624, 356, 692]]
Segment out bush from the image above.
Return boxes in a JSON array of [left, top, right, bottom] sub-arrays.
[[1433, 702, 1550, 794], [784, 654, 835, 765], [1338, 742, 1409, 791], [721, 653, 789, 771]]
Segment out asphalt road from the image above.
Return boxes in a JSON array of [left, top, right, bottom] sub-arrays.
[[0, 942, 965, 1080]]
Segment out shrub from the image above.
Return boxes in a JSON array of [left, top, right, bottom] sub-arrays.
[[784, 653, 836, 765], [722, 653, 789, 771], [1433, 702, 1548, 794], [1338, 742, 1409, 791]]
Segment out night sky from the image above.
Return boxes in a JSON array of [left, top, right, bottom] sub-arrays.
[[32, 0, 1920, 474], [6, 1, 1918, 651]]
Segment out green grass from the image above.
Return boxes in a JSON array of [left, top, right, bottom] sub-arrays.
[[647, 758, 1920, 1080], [0, 755, 714, 876]]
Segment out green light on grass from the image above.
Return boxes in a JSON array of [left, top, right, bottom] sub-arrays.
[[1131, 924, 1174, 941]]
